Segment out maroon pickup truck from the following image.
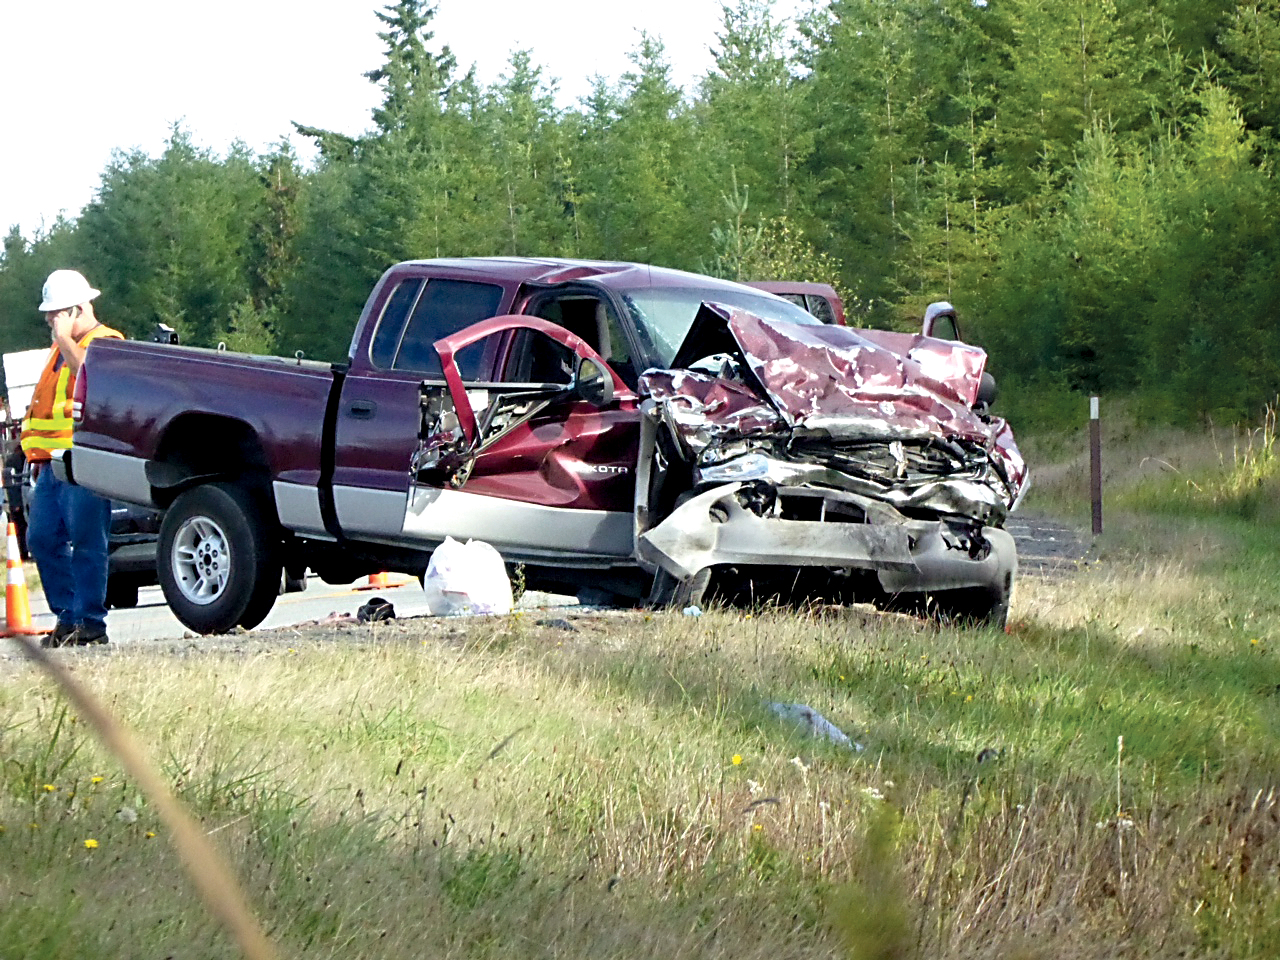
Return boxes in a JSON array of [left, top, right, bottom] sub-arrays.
[[62, 258, 1026, 633]]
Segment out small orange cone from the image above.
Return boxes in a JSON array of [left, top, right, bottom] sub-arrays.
[[4, 521, 47, 637], [355, 571, 391, 591]]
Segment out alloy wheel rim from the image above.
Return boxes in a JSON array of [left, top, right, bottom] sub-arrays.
[[172, 515, 230, 605]]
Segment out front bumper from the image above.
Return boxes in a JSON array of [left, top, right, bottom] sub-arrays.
[[636, 481, 1016, 597]]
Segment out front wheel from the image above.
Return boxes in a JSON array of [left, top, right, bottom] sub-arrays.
[[158, 483, 282, 634], [876, 572, 1013, 631], [646, 566, 713, 609], [926, 585, 1011, 630]]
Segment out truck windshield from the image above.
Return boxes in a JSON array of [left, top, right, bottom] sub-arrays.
[[618, 286, 820, 367]]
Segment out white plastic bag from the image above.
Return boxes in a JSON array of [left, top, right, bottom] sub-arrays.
[[422, 537, 513, 616], [768, 702, 865, 752]]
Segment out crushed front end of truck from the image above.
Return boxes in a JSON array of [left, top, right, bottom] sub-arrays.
[[634, 305, 1028, 626]]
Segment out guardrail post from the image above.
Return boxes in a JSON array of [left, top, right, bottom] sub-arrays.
[[1090, 396, 1103, 535]]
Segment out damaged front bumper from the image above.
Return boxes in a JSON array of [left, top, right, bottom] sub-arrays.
[[635, 480, 1016, 599]]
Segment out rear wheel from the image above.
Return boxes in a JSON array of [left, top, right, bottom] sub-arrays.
[[158, 483, 281, 634]]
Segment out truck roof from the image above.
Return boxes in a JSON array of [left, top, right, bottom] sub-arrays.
[[389, 257, 780, 295]]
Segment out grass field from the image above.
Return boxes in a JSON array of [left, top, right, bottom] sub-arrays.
[[3, 414, 1279, 959]]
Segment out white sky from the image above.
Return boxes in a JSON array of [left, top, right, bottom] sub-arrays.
[[0, 0, 811, 238]]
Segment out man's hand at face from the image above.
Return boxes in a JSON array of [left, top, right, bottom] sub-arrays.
[[47, 307, 78, 342]]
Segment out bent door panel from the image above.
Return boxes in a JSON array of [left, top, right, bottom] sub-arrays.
[[404, 321, 640, 560]]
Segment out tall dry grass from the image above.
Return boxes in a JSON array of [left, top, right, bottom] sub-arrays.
[[3, 414, 1280, 958]]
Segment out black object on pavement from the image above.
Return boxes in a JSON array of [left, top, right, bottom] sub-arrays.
[[357, 597, 395, 623]]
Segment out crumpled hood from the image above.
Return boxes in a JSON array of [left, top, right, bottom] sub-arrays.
[[729, 309, 988, 439], [642, 304, 1028, 508]]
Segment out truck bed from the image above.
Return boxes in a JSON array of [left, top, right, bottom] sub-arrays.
[[73, 339, 337, 506]]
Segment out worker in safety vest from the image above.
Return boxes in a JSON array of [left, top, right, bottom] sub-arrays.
[[20, 270, 123, 646]]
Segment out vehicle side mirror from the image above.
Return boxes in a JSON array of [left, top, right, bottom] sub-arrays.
[[573, 357, 614, 407], [976, 371, 998, 410], [922, 301, 962, 341]]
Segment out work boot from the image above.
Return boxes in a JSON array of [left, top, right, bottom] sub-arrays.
[[40, 621, 79, 648], [70, 623, 109, 646]]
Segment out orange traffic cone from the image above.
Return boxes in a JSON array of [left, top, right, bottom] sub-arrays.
[[4, 521, 46, 637], [355, 571, 391, 591]]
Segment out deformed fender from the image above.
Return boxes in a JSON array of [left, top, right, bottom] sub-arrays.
[[876, 524, 1017, 597]]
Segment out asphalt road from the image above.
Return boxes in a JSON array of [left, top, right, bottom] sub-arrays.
[[3, 575, 580, 654], [1004, 512, 1091, 579]]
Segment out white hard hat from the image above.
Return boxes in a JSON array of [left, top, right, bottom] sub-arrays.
[[38, 269, 100, 312]]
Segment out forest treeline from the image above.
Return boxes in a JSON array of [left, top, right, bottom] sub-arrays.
[[2, 0, 1277, 426]]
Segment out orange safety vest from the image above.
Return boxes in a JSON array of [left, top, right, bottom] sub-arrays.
[[20, 324, 123, 462]]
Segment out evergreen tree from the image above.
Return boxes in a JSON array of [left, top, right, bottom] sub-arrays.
[[279, 158, 371, 361], [0, 223, 79, 362], [1220, 1, 1280, 142], [574, 36, 704, 266], [75, 127, 263, 345], [700, 0, 811, 220], [364, 0, 457, 137], [800, 0, 942, 318], [249, 142, 301, 317], [481, 51, 574, 256], [978, 0, 1141, 204], [1143, 83, 1280, 421]]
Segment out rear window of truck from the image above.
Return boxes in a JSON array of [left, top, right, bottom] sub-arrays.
[[369, 278, 504, 377]]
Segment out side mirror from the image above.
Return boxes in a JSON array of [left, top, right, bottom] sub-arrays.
[[573, 357, 614, 407], [922, 301, 962, 341], [976, 371, 998, 410]]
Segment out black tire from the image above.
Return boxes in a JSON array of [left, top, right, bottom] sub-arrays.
[[105, 575, 140, 609], [646, 566, 713, 609], [877, 574, 1011, 631], [158, 483, 282, 634], [925, 583, 1011, 630]]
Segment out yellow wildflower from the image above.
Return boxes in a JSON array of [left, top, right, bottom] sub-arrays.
[[83, 839, 98, 850], [42, 784, 56, 793], [731, 754, 743, 766], [145, 831, 157, 839], [90, 776, 104, 785]]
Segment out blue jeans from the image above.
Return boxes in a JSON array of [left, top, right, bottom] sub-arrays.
[[26, 465, 112, 631]]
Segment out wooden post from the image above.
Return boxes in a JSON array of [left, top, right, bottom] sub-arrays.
[[1090, 396, 1103, 535]]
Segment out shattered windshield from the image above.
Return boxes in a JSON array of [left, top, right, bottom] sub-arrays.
[[619, 286, 820, 367]]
